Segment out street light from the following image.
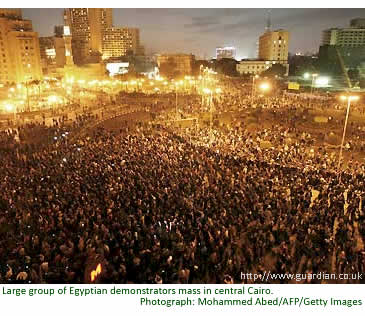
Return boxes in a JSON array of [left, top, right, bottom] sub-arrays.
[[4, 103, 16, 122], [309, 73, 318, 108], [315, 76, 329, 87], [175, 81, 183, 118], [258, 82, 271, 107], [259, 82, 270, 92], [337, 95, 360, 173], [251, 75, 259, 106], [203, 88, 221, 144], [203, 88, 213, 143]]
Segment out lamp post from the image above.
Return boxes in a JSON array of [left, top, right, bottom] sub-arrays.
[[251, 74, 259, 106], [201, 67, 212, 105], [176, 84, 178, 116], [202, 68, 207, 106], [309, 73, 318, 108], [258, 82, 271, 107], [5, 103, 16, 124], [25, 81, 30, 112], [203, 88, 212, 143], [203, 87, 221, 144], [175, 81, 182, 118], [337, 95, 360, 173]]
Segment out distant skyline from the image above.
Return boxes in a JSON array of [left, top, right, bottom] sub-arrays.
[[22, 8, 364, 59]]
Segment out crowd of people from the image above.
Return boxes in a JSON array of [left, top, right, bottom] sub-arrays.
[[0, 81, 365, 284]]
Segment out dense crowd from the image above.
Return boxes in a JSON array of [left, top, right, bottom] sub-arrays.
[[0, 114, 97, 150], [0, 81, 365, 284], [1, 119, 365, 284]]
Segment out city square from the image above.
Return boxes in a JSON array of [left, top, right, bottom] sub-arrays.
[[0, 8, 365, 285]]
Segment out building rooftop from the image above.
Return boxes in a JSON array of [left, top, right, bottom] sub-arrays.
[[0, 8, 22, 20]]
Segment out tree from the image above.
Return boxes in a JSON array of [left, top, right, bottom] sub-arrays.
[[288, 53, 318, 76], [212, 58, 238, 77], [317, 45, 343, 76], [192, 60, 210, 76], [348, 68, 360, 81], [261, 64, 287, 78]]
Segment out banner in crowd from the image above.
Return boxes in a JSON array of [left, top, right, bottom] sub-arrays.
[[288, 82, 300, 90]]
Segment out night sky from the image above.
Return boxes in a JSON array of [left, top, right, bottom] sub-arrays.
[[22, 8, 364, 59]]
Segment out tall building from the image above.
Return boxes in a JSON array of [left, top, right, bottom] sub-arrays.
[[236, 28, 289, 76], [89, 8, 113, 53], [39, 26, 74, 75], [102, 27, 141, 60], [136, 44, 145, 56], [39, 37, 57, 73], [216, 46, 236, 60], [258, 29, 289, 62], [54, 26, 73, 66], [319, 18, 365, 77], [322, 29, 338, 46], [64, 8, 112, 64], [0, 8, 22, 19], [0, 9, 42, 84], [157, 54, 195, 76], [322, 19, 365, 47], [350, 18, 365, 28]]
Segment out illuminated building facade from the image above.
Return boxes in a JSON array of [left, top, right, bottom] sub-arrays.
[[0, 9, 42, 84], [39, 26, 74, 75], [216, 46, 236, 60], [55, 26, 74, 66], [241, 28, 290, 76], [259, 29, 289, 63], [102, 27, 141, 60], [237, 60, 277, 75], [322, 19, 365, 47], [236, 59, 289, 76], [64, 8, 112, 64]]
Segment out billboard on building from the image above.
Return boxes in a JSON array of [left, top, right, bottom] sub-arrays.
[[106, 62, 129, 76]]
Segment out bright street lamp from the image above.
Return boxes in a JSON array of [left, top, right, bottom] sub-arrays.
[[315, 76, 329, 87], [258, 82, 271, 107], [4, 103, 16, 121], [203, 88, 211, 94], [340, 95, 359, 102], [203, 87, 221, 144], [337, 95, 360, 173], [259, 82, 270, 92], [307, 73, 318, 108], [4, 103, 14, 112]]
